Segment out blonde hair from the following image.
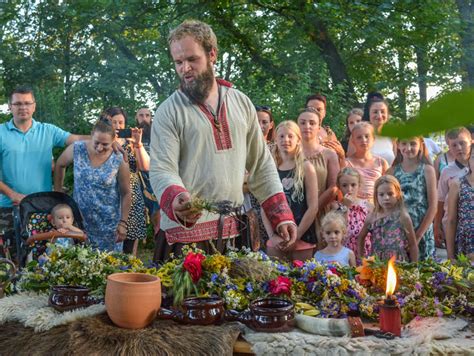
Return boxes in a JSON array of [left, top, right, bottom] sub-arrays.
[[320, 211, 347, 235], [351, 121, 375, 140], [336, 167, 363, 188], [273, 120, 305, 202], [373, 175, 405, 214], [392, 137, 431, 166]]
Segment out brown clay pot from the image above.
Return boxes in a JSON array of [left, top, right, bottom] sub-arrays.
[[48, 285, 91, 312], [105, 273, 161, 329]]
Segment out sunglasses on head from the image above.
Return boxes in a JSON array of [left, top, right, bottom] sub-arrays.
[[255, 105, 272, 112]]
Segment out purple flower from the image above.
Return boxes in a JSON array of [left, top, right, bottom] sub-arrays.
[[211, 273, 219, 283], [434, 297, 440, 305], [277, 264, 288, 273], [245, 282, 253, 293], [415, 282, 422, 291], [436, 309, 443, 317]]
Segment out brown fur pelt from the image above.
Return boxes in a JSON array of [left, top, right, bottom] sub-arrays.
[[0, 313, 241, 356]]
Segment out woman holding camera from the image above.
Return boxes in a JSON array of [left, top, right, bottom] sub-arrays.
[[104, 107, 149, 256]]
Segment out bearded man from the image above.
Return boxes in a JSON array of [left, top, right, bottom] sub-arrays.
[[150, 20, 296, 262]]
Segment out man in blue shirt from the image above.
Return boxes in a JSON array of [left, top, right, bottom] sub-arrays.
[[0, 86, 89, 257]]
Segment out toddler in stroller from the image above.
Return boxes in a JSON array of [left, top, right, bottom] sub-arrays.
[[18, 192, 87, 265]]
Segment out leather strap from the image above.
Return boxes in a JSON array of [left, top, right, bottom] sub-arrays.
[[347, 316, 365, 337], [216, 214, 225, 252]]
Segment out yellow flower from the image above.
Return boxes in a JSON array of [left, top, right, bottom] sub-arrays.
[[203, 254, 230, 273]]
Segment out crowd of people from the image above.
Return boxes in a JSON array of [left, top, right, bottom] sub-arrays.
[[0, 19, 472, 266]]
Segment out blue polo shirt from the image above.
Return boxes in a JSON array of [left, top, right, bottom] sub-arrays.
[[0, 119, 70, 207]]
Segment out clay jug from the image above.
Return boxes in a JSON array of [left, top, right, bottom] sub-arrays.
[[105, 273, 161, 329]]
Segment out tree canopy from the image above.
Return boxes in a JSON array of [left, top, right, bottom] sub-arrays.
[[0, 0, 472, 136]]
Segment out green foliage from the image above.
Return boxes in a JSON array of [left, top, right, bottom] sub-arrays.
[[382, 90, 474, 138], [0, 0, 470, 140]]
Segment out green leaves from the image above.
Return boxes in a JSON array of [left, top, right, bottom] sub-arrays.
[[381, 89, 474, 139]]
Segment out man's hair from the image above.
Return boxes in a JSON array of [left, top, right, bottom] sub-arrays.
[[305, 94, 326, 109], [446, 127, 470, 140], [168, 20, 218, 55], [9, 86, 35, 103]]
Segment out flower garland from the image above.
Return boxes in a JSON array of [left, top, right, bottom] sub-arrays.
[[15, 244, 474, 323]]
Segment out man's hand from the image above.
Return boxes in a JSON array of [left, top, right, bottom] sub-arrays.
[[10, 192, 26, 205], [111, 141, 128, 162], [277, 222, 297, 251], [172, 192, 202, 225]]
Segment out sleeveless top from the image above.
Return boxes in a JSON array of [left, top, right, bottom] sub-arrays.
[[345, 156, 384, 203], [393, 163, 435, 260], [368, 211, 410, 262], [73, 141, 123, 251], [306, 152, 327, 195], [314, 246, 352, 266], [455, 176, 474, 256], [278, 168, 316, 244], [371, 136, 395, 166]]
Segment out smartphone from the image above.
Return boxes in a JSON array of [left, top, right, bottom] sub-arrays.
[[117, 128, 132, 138]]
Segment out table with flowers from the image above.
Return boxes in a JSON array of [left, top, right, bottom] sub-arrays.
[[1, 244, 473, 355]]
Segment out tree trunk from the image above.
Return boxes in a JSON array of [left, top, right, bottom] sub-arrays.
[[397, 51, 407, 120], [307, 19, 358, 105], [455, 0, 474, 88], [415, 46, 428, 105], [63, 32, 73, 128]]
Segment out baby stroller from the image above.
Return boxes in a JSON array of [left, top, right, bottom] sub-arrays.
[[16, 191, 86, 267]]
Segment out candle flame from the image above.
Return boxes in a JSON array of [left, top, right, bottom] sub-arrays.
[[385, 256, 397, 297]]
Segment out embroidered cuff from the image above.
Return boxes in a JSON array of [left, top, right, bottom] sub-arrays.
[[261, 192, 295, 231], [160, 185, 188, 224]]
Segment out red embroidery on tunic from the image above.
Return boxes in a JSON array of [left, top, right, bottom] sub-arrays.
[[198, 101, 233, 151], [216, 78, 233, 87], [261, 192, 295, 230], [165, 216, 240, 244], [160, 185, 187, 223]]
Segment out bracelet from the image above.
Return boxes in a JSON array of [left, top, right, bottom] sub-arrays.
[[119, 219, 127, 224], [133, 143, 143, 149]]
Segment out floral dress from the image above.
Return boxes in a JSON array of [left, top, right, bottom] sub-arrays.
[[368, 211, 409, 262], [455, 176, 474, 257], [73, 141, 122, 251], [345, 201, 371, 256], [122, 143, 146, 241], [394, 163, 435, 260]]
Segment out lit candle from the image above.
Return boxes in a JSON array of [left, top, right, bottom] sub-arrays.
[[379, 256, 401, 337]]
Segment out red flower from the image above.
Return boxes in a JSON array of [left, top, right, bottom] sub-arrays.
[[183, 252, 206, 283], [292, 260, 304, 268], [269, 276, 292, 296], [328, 267, 340, 276]]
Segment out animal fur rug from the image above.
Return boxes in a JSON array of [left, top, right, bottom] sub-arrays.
[[0, 292, 105, 332], [0, 313, 241, 356], [242, 317, 474, 355]]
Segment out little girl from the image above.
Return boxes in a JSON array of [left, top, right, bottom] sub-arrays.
[[388, 137, 437, 260], [345, 122, 388, 204], [446, 144, 474, 262], [357, 175, 418, 262], [330, 167, 373, 256], [314, 211, 356, 267], [262, 120, 318, 261]]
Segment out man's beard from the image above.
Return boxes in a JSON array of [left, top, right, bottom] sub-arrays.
[[180, 60, 215, 104], [137, 121, 151, 142]]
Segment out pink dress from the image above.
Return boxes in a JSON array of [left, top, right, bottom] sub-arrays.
[[345, 201, 371, 256], [345, 156, 384, 203]]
